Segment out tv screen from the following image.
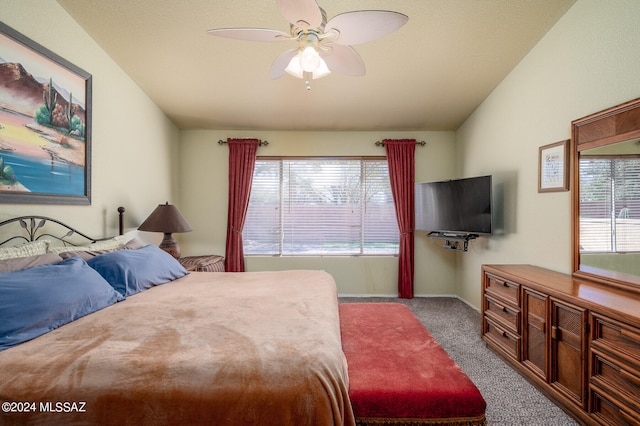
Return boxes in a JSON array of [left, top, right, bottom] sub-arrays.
[[415, 175, 492, 235]]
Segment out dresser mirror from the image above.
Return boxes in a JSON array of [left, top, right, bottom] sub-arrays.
[[572, 97, 640, 293]]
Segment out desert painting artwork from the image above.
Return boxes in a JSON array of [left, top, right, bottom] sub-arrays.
[[0, 22, 91, 204]]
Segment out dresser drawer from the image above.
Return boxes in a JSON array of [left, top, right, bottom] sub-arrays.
[[591, 313, 640, 366], [591, 349, 640, 411], [590, 385, 640, 426], [484, 294, 520, 334], [484, 273, 520, 306], [483, 316, 521, 361]]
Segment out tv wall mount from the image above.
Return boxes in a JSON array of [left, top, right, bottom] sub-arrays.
[[427, 232, 478, 252]]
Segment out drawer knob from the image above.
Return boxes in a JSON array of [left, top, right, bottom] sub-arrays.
[[495, 302, 507, 313], [494, 325, 508, 338]]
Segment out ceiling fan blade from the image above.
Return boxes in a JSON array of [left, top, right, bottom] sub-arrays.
[[270, 49, 298, 79], [325, 10, 408, 46], [323, 44, 365, 77], [276, 0, 322, 29], [207, 28, 291, 42]]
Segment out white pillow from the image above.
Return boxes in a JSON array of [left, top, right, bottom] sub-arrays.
[[48, 235, 130, 254], [0, 240, 49, 260]]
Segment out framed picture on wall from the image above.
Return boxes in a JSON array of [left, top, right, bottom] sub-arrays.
[[538, 140, 569, 193], [0, 21, 92, 205]]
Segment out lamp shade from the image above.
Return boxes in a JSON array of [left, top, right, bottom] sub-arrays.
[[138, 202, 192, 234]]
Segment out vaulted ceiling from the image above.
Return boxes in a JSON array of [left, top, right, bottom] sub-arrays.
[[58, 0, 576, 131]]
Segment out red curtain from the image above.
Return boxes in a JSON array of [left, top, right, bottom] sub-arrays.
[[385, 139, 415, 299], [224, 138, 259, 272]]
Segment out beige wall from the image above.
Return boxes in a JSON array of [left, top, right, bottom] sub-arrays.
[[179, 130, 458, 296], [456, 0, 640, 308], [1, 0, 179, 240]]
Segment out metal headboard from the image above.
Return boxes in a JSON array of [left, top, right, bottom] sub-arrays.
[[0, 206, 126, 247]]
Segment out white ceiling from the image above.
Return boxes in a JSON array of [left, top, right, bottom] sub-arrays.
[[57, 0, 576, 131]]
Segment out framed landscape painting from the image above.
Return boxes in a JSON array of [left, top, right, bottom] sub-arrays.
[[0, 22, 91, 204]]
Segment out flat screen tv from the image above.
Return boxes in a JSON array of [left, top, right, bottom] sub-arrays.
[[415, 175, 492, 235]]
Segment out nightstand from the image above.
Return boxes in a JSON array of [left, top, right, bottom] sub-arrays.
[[178, 255, 225, 272]]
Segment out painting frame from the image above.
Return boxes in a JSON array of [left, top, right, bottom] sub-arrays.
[[538, 139, 569, 193], [0, 21, 92, 205]]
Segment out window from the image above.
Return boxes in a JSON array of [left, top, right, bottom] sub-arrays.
[[579, 156, 640, 252], [243, 158, 399, 255]]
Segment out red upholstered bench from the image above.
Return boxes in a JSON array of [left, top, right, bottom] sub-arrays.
[[340, 303, 487, 426]]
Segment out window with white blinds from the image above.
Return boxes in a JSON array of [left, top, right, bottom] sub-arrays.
[[579, 156, 640, 252], [243, 158, 400, 256]]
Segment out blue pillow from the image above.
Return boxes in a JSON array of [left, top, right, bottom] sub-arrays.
[[87, 245, 188, 297], [0, 256, 124, 351]]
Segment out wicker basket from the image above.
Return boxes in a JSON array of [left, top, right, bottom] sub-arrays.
[[179, 255, 225, 272]]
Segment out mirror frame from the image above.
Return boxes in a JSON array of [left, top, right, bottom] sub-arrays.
[[572, 97, 640, 293]]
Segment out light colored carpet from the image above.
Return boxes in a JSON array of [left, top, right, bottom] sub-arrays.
[[339, 296, 579, 426]]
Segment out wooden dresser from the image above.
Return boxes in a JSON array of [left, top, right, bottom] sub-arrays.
[[481, 264, 640, 425]]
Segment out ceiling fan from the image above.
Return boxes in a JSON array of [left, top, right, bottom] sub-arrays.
[[207, 0, 408, 90]]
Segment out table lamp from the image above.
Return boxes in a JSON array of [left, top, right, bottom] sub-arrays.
[[138, 202, 192, 258]]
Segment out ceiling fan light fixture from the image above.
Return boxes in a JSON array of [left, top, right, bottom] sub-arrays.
[[285, 53, 303, 78], [300, 45, 321, 72], [285, 50, 330, 80], [312, 58, 331, 79]]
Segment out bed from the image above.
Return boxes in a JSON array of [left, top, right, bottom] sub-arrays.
[[0, 211, 354, 425]]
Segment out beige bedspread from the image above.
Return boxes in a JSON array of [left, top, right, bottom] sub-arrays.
[[0, 270, 355, 426]]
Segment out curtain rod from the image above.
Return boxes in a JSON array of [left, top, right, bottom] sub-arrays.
[[218, 139, 269, 146], [375, 140, 426, 147]]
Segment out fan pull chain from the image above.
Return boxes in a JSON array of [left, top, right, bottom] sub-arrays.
[[304, 71, 312, 90]]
